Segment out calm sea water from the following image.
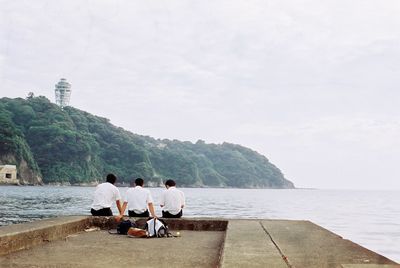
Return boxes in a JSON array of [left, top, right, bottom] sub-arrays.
[[0, 186, 399, 262]]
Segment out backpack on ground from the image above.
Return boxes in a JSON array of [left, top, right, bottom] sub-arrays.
[[117, 219, 137, 235], [145, 218, 171, 238]]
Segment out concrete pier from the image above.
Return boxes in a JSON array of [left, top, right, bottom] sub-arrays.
[[0, 216, 398, 268]]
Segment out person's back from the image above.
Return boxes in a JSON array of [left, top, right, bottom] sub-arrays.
[[126, 187, 150, 210], [160, 179, 185, 218], [92, 182, 119, 209], [122, 178, 156, 218], [91, 174, 122, 216]]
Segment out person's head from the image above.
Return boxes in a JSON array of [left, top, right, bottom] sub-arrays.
[[106, 173, 117, 184], [135, 178, 144, 187], [165, 179, 176, 188]]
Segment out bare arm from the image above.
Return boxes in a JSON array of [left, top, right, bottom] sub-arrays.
[[159, 191, 165, 208], [148, 202, 156, 218], [181, 191, 185, 208], [116, 200, 123, 215], [120, 201, 128, 216]]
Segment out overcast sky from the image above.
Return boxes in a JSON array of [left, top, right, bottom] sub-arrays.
[[1, 0, 400, 189]]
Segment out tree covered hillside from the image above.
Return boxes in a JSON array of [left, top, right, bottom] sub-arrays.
[[0, 96, 294, 188]]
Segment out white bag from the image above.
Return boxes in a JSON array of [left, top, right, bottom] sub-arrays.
[[145, 218, 169, 237]]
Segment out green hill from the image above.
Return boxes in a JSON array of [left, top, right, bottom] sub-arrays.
[[0, 96, 294, 188]]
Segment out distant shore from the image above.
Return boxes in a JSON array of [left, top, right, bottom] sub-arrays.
[[0, 182, 297, 189]]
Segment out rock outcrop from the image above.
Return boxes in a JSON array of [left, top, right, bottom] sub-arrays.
[[0, 154, 42, 185]]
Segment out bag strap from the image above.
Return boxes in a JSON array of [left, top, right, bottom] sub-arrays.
[[153, 218, 157, 237]]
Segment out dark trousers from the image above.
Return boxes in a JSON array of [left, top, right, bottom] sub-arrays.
[[162, 210, 183, 218], [91, 208, 112, 216], [128, 210, 149, 217]]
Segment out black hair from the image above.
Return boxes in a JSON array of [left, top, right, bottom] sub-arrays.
[[165, 179, 176, 187], [106, 173, 117, 184], [135, 178, 144, 186]]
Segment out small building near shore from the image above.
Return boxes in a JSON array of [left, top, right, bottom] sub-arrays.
[[0, 165, 18, 185]]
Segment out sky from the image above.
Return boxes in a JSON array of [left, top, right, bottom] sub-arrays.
[[1, 0, 400, 189]]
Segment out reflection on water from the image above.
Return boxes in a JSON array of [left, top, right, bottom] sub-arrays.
[[0, 186, 399, 262]]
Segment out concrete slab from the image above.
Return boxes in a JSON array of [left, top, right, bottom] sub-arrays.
[[261, 220, 399, 268], [341, 265, 400, 268], [0, 230, 225, 268], [0, 216, 89, 237], [220, 220, 287, 268], [0, 216, 90, 255], [0, 217, 398, 268]]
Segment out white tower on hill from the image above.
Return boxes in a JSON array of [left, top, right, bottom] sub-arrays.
[[55, 78, 71, 108]]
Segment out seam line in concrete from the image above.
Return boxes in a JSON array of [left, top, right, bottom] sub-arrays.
[[259, 221, 293, 268]]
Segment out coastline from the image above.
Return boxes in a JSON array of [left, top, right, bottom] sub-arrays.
[[0, 182, 297, 189]]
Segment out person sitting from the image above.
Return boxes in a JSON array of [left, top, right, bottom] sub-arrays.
[[160, 179, 185, 218], [91, 173, 123, 216], [121, 178, 156, 218]]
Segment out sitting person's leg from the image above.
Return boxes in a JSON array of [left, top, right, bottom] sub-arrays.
[[91, 207, 113, 216], [162, 210, 182, 218], [128, 210, 150, 217]]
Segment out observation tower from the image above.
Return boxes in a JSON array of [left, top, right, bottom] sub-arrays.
[[54, 78, 71, 108]]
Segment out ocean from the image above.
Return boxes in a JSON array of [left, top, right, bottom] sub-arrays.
[[0, 186, 399, 262]]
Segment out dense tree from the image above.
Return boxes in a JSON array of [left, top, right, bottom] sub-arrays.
[[0, 97, 294, 188], [0, 102, 41, 177]]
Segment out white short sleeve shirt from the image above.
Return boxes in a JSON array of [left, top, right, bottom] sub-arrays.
[[91, 182, 121, 210], [160, 187, 185, 215], [125, 186, 154, 213]]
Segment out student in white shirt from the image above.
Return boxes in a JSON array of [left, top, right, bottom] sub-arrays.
[[121, 178, 156, 218], [91, 173, 123, 216], [160, 179, 185, 218]]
